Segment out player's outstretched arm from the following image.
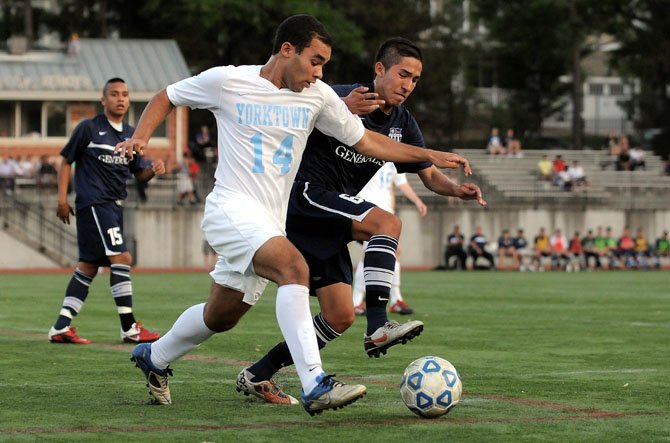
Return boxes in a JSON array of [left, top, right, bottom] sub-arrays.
[[418, 166, 487, 207], [354, 130, 472, 175], [115, 89, 174, 159]]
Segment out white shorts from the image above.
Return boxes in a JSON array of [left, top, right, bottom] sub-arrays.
[[201, 191, 284, 305]]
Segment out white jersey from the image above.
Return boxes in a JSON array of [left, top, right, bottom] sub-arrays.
[[357, 162, 407, 214], [167, 65, 365, 227]]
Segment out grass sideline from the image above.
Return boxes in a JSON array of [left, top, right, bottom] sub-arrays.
[[0, 271, 668, 442]]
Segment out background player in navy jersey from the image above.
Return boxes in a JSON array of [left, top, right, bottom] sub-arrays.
[[116, 17, 473, 414], [48, 78, 165, 345], [236, 37, 486, 405]]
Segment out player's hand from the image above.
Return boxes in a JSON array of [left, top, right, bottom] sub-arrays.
[[151, 159, 166, 176], [115, 138, 146, 159], [415, 200, 428, 217], [56, 202, 75, 224], [457, 183, 487, 207], [342, 86, 385, 115], [430, 151, 472, 176]]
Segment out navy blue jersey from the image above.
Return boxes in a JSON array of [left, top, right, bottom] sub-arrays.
[[60, 114, 149, 210], [295, 83, 431, 195]]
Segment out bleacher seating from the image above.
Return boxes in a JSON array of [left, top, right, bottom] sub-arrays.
[[401, 148, 669, 209]]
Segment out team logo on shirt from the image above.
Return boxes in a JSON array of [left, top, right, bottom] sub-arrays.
[[97, 154, 129, 165], [388, 127, 402, 142], [334, 145, 384, 166]]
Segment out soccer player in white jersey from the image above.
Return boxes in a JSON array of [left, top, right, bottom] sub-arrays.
[[352, 162, 427, 315], [116, 15, 474, 415]]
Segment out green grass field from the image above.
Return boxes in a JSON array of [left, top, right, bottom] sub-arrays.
[[1, 271, 669, 442]]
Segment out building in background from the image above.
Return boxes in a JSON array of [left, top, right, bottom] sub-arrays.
[[0, 38, 191, 160]]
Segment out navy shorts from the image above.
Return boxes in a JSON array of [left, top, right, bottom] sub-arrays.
[[287, 181, 376, 291], [76, 201, 127, 266]]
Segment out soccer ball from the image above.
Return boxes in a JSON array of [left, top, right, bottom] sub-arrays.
[[399, 356, 462, 418]]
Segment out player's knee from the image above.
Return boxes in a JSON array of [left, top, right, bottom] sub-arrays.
[[333, 314, 355, 332], [203, 305, 241, 332], [275, 253, 309, 285]]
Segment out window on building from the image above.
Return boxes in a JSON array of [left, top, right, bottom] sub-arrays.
[[0, 102, 16, 137], [130, 102, 166, 137], [46, 102, 67, 136], [20, 101, 42, 137], [609, 84, 624, 96], [589, 83, 604, 96]]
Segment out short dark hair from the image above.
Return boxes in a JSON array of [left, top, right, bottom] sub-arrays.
[[272, 15, 332, 55], [375, 37, 423, 69], [103, 77, 126, 96]]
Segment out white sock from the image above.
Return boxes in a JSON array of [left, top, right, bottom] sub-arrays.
[[276, 284, 323, 393], [389, 261, 403, 305], [150, 303, 215, 369], [352, 259, 365, 307]]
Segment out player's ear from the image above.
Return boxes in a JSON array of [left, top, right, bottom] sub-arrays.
[[280, 42, 295, 58], [374, 61, 385, 79]]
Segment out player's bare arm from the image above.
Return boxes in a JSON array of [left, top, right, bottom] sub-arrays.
[[56, 160, 74, 224], [354, 130, 472, 174], [418, 166, 487, 207], [115, 89, 174, 159], [342, 86, 385, 115]]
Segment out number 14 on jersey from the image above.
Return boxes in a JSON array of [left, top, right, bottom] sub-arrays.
[[251, 133, 294, 175]]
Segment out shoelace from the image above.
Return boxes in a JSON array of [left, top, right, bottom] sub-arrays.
[[318, 374, 343, 388]]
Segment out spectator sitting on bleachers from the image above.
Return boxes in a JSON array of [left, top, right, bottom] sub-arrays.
[[537, 154, 553, 181], [444, 225, 467, 270], [552, 154, 570, 189], [634, 228, 652, 269], [616, 135, 632, 171], [497, 229, 518, 269], [664, 158, 670, 176], [567, 231, 583, 271], [629, 145, 646, 170], [605, 226, 619, 268], [567, 160, 589, 190], [504, 128, 523, 158], [549, 228, 570, 270], [616, 226, 636, 269], [486, 127, 505, 156], [581, 229, 601, 270], [468, 226, 495, 269], [513, 228, 529, 271], [531, 227, 551, 271], [655, 231, 669, 268], [37, 155, 58, 187]]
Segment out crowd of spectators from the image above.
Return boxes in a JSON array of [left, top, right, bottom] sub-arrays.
[[537, 153, 590, 191], [0, 155, 59, 196], [439, 225, 670, 271], [606, 133, 647, 171], [486, 127, 524, 158]]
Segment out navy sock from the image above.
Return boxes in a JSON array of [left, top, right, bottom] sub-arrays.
[[54, 268, 92, 330], [248, 313, 340, 382], [363, 235, 398, 333]]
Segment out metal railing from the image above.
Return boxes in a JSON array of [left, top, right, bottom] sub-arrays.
[[0, 194, 77, 266]]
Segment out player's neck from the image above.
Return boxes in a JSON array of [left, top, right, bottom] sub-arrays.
[[260, 57, 284, 89], [104, 111, 124, 125]]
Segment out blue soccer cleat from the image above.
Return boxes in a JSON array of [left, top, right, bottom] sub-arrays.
[[130, 343, 173, 405], [300, 373, 366, 416]]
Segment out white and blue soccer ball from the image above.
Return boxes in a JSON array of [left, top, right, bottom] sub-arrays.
[[399, 356, 462, 418]]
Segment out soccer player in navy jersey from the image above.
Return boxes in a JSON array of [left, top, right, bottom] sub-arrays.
[[236, 38, 487, 405], [48, 78, 165, 345], [116, 17, 474, 414]]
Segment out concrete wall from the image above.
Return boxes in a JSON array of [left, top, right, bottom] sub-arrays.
[[4, 205, 669, 269]]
